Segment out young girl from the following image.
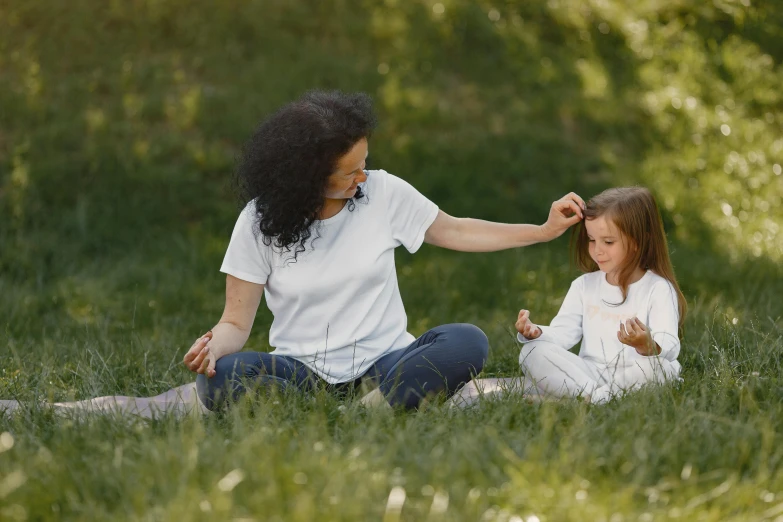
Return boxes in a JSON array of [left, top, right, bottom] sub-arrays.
[[515, 186, 687, 404]]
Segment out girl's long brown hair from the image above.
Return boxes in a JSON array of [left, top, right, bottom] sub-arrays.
[[570, 187, 687, 332]]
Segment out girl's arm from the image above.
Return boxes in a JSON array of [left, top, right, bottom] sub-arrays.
[[646, 281, 681, 360], [424, 193, 585, 252], [183, 274, 264, 377], [518, 278, 585, 349]]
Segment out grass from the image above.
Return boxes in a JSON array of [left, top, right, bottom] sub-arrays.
[[1, 0, 783, 520]]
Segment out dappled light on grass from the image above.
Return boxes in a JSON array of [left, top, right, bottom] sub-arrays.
[[366, 0, 783, 261], [2, 0, 781, 261]]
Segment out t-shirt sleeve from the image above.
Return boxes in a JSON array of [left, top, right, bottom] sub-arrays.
[[648, 281, 681, 361], [219, 203, 271, 285], [382, 171, 439, 253], [518, 276, 584, 347]]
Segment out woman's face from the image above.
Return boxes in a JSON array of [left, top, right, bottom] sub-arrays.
[[324, 138, 368, 200]]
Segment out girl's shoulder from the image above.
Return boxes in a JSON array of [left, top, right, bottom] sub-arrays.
[[644, 270, 679, 297], [560, 271, 602, 296], [574, 271, 604, 288], [645, 270, 669, 286]]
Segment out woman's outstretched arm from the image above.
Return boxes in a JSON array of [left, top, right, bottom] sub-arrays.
[[183, 274, 264, 377], [423, 192, 585, 252]]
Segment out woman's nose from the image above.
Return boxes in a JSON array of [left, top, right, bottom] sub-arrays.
[[357, 169, 368, 183]]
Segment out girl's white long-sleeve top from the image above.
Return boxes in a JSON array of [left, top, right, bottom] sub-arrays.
[[517, 270, 682, 366]]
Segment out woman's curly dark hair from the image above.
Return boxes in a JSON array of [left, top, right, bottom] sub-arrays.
[[234, 90, 377, 259]]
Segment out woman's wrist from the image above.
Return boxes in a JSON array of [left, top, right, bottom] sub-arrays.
[[208, 322, 251, 358], [536, 223, 557, 243]]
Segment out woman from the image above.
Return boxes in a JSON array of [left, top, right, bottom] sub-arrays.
[[183, 90, 585, 411]]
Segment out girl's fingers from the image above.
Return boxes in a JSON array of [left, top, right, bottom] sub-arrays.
[[516, 311, 539, 337], [629, 318, 638, 332], [626, 319, 639, 336], [634, 317, 647, 331]]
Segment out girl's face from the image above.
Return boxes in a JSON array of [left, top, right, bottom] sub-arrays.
[[324, 138, 368, 200], [584, 215, 633, 281]]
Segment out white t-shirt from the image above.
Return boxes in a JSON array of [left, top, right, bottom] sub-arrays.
[[220, 169, 439, 383], [518, 270, 682, 368]]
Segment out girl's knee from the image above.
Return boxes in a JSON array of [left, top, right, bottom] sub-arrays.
[[625, 356, 678, 382], [518, 341, 547, 369]]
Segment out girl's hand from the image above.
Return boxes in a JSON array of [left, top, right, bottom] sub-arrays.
[[516, 309, 542, 340], [617, 317, 660, 356], [183, 331, 218, 378]]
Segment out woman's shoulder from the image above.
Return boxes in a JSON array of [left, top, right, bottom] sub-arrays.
[[363, 169, 420, 193], [362, 168, 390, 193], [231, 200, 262, 234]]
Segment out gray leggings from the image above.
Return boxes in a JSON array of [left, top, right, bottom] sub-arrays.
[[196, 323, 488, 410]]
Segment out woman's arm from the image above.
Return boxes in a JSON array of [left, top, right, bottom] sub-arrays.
[[183, 274, 264, 377], [423, 193, 585, 252]]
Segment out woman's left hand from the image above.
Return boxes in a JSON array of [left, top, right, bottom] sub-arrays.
[[618, 317, 660, 356], [540, 192, 585, 240]]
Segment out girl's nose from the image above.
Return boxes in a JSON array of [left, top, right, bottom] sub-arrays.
[[357, 169, 368, 183]]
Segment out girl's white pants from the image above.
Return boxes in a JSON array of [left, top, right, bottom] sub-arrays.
[[519, 340, 680, 403]]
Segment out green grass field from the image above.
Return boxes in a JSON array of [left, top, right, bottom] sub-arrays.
[[1, 1, 782, 520]]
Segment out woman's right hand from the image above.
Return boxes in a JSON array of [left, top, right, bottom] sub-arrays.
[[516, 309, 542, 339], [183, 331, 218, 378], [540, 192, 585, 240]]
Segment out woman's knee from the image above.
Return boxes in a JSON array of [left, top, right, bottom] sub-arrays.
[[195, 353, 269, 411], [451, 323, 489, 368], [195, 357, 237, 410], [195, 373, 219, 411]]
